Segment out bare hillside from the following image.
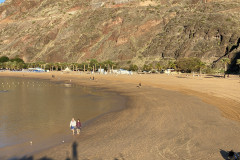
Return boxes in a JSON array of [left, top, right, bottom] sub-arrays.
[[0, 0, 240, 70]]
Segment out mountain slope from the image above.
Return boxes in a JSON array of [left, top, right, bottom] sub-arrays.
[[0, 0, 240, 69]]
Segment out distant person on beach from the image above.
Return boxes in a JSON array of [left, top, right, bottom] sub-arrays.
[[70, 118, 76, 135], [76, 119, 81, 135], [137, 82, 141, 88]]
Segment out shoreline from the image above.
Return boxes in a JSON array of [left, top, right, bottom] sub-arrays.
[[1, 71, 240, 159], [0, 73, 128, 159], [1, 71, 239, 122]]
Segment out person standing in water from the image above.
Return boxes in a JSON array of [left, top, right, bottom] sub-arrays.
[[70, 118, 76, 135], [76, 119, 82, 135]]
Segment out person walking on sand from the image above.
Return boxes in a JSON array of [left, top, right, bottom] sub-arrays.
[[70, 118, 76, 135], [76, 119, 81, 135]]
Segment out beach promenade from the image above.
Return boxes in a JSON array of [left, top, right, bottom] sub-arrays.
[[1, 72, 240, 159]]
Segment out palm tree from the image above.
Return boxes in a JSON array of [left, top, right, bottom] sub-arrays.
[[71, 63, 79, 71], [37, 61, 45, 69], [111, 61, 116, 73], [98, 62, 103, 74], [61, 62, 68, 71], [5, 61, 12, 70], [16, 62, 24, 70], [32, 63, 36, 68], [11, 61, 17, 70], [156, 63, 163, 72], [45, 63, 50, 70], [66, 62, 71, 70], [47, 63, 54, 71], [237, 59, 240, 74], [143, 64, 153, 72], [221, 58, 230, 78], [0, 62, 3, 69], [26, 63, 31, 69], [77, 63, 83, 71], [104, 60, 114, 73], [197, 61, 206, 76], [43, 63, 46, 71], [90, 59, 98, 73], [129, 64, 138, 71], [58, 62, 63, 71], [70, 63, 74, 71], [27, 63, 35, 68], [74, 63, 79, 71], [86, 59, 90, 71], [167, 60, 176, 70], [82, 62, 87, 72], [54, 63, 60, 71]]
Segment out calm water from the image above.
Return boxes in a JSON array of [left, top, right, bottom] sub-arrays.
[[0, 77, 125, 158]]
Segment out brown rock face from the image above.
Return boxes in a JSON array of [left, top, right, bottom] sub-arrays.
[[0, 0, 239, 68]]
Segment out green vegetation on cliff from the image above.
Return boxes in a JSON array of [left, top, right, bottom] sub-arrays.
[[0, 0, 240, 72]]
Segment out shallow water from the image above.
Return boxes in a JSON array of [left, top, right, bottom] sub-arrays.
[[0, 77, 125, 158]]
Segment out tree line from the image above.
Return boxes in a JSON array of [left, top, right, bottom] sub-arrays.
[[0, 56, 117, 72], [133, 57, 240, 76], [0, 56, 240, 75]]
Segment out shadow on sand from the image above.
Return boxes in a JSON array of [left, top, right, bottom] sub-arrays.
[[9, 141, 125, 160], [204, 75, 224, 78], [220, 149, 240, 160], [10, 145, 240, 160]]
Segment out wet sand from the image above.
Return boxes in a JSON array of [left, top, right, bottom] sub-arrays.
[[0, 76, 126, 158], [0, 71, 240, 159]]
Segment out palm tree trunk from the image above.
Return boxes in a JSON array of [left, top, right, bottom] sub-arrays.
[[224, 63, 227, 78], [84, 64, 85, 72]]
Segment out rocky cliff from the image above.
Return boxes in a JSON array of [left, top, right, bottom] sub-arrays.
[[0, 0, 240, 69]]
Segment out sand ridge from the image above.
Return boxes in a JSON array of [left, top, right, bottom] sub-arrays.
[[0, 72, 240, 159]]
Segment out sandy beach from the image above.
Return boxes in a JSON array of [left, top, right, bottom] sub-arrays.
[[0, 71, 240, 159]]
